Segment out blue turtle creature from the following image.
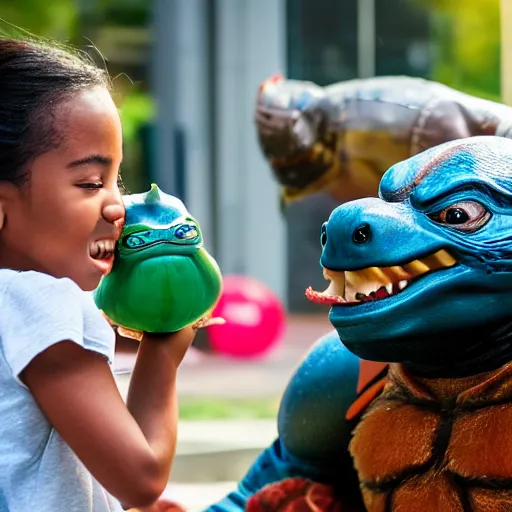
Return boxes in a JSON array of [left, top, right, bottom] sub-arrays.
[[205, 136, 512, 512]]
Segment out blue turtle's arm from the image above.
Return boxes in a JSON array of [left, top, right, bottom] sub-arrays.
[[204, 330, 364, 511]]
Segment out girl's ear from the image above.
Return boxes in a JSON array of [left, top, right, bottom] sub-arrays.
[[0, 181, 19, 231]]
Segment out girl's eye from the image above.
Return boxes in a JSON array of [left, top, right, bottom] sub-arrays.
[[77, 182, 103, 190]]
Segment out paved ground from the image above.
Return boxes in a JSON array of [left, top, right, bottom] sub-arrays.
[[171, 419, 277, 483]]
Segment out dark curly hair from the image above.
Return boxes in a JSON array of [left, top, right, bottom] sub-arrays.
[[0, 38, 111, 185]]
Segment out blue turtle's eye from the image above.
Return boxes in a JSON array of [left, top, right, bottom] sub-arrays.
[[428, 201, 491, 233], [123, 235, 146, 248], [175, 224, 198, 240]]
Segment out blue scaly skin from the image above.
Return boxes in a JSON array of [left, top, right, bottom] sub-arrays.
[[205, 136, 512, 511]]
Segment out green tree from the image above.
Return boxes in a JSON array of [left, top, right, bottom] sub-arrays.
[[0, 0, 78, 40], [414, 0, 501, 100]]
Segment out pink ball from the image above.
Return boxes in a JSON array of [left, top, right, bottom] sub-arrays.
[[207, 275, 286, 359]]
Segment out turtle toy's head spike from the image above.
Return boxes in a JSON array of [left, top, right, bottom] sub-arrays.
[[144, 183, 161, 205]]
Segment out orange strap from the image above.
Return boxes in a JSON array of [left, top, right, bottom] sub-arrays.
[[357, 360, 388, 393], [345, 359, 389, 422], [346, 376, 388, 421]]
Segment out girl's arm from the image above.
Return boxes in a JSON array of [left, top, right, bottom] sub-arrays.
[[21, 327, 195, 510]]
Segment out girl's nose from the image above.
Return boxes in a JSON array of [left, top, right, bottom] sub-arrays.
[[102, 203, 125, 225]]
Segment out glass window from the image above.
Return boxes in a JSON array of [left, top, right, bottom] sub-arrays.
[[375, 0, 431, 77], [286, 0, 358, 84]]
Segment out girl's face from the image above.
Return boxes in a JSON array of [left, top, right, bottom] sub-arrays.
[[0, 87, 125, 291]]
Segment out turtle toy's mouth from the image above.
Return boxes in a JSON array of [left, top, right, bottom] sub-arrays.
[[306, 249, 457, 305]]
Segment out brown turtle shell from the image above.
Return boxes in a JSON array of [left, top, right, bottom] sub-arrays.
[[349, 362, 512, 511]]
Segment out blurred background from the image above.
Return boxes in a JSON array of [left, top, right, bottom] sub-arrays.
[[1, 0, 509, 505], [0, 0, 502, 312]]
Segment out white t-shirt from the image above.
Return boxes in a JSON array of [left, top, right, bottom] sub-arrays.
[[0, 269, 123, 512]]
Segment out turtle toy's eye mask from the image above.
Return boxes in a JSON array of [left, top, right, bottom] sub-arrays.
[[118, 218, 201, 254]]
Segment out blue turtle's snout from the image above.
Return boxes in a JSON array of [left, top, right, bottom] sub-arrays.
[[320, 197, 445, 271], [320, 220, 373, 269], [320, 199, 382, 271]]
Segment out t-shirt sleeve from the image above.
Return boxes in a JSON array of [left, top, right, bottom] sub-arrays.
[[81, 291, 116, 365], [0, 271, 87, 383]]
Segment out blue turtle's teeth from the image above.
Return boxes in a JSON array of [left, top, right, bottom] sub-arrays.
[[311, 249, 456, 305], [356, 281, 411, 302]]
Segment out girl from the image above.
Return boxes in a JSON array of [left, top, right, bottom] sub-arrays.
[[0, 37, 195, 511]]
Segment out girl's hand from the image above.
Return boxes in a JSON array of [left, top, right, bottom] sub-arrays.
[[191, 315, 225, 330], [142, 326, 196, 369], [139, 314, 225, 368], [108, 313, 225, 351]]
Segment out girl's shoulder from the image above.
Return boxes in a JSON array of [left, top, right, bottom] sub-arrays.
[[0, 269, 115, 378], [0, 270, 108, 332], [0, 270, 89, 340], [0, 269, 82, 300]]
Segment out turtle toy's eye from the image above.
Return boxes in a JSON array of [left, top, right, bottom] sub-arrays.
[[175, 224, 198, 240], [123, 234, 147, 249]]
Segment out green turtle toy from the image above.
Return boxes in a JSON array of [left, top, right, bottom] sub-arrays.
[[94, 184, 223, 334]]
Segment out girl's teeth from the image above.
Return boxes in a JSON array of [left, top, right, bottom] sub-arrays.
[[90, 240, 115, 259]]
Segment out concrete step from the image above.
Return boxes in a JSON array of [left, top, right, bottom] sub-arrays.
[[173, 420, 277, 483], [115, 370, 278, 482]]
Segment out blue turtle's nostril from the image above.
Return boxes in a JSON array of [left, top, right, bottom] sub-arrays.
[[352, 223, 371, 244], [320, 223, 328, 247]]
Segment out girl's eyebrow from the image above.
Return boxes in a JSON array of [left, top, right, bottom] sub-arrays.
[[67, 154, 112, 169]]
